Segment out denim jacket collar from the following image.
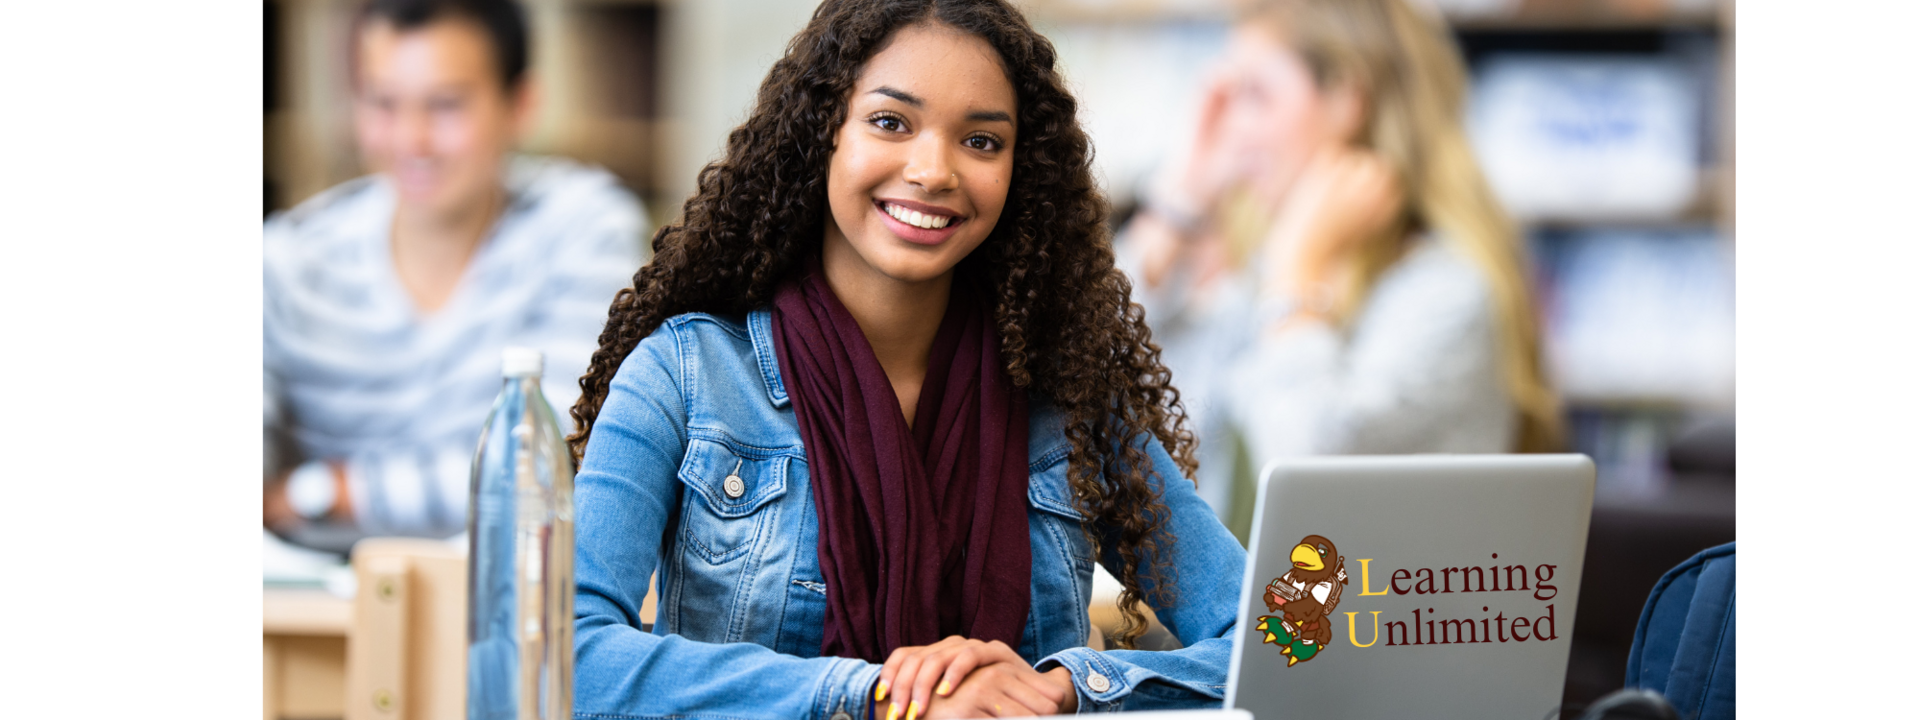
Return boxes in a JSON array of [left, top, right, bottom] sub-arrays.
[[747, 307, 790, 409]]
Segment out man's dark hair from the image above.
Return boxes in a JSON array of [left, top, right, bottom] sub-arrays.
[[354, 0, 530, 89]]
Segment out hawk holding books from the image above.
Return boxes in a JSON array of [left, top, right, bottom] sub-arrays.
[[1256, 534, 1348, 666]]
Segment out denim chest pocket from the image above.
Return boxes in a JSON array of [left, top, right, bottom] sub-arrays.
[[676, 437, 791, 564], [1026, 451, 1094, 569]]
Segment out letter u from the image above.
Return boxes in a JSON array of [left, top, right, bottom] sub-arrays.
[[1347, 611, 1382, 648]]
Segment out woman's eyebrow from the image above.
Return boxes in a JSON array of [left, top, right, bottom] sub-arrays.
[[868, 86, 922, 107], [867, 86, 1012, 124]]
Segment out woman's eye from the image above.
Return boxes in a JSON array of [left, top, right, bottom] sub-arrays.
[[871, 115, 905, 132], [965, 136, 1000, 152]]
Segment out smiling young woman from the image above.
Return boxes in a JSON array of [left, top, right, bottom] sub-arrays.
[[818, 21, 1018, 421], [565, 2, 1245, 719]]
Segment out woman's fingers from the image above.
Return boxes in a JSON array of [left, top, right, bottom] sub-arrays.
[[986, 660, 1067, 712], [906, 639, 1023, 720], [922, 664, 1061, 720], [925, 649, 981, 702], [935, 640, 1024, 697], [989, 667, 1064, 716], [899, 649, 941, 720], [879, 636, 966, 719], [1009, 665, 1068, 706], [921, 638, 1017, 702], [877, 637, 1048, 720], [877, 646, 913, 705], [890, 639, 947, 720], [980, 664, 1064, 717]]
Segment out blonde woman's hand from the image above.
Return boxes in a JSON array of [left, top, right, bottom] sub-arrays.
[[1133, 64, 1242, 291], [1261, 147, 1405, 313], [874, 637, 1065, 720], [1169, 64, 1244, 212]]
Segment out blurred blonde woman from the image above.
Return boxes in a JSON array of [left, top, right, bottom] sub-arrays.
[[1119, 0, 1559, 524]]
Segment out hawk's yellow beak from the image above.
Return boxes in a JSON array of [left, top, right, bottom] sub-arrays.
[[1290, 544, 1323, 571]]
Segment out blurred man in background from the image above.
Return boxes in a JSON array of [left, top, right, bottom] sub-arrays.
[[264, 0, 645, 551]]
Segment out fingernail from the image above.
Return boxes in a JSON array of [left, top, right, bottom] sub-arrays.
[[907, 701, 921, 720], [875, 680, 888, 702], [936, 679, 951, 696], [886, 703, 900, 720]]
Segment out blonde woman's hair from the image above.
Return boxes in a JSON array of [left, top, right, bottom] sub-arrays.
[[1239, 0, 1562, 451]]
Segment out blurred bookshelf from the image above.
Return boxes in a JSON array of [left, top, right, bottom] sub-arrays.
[[262, 0, 675, 230]]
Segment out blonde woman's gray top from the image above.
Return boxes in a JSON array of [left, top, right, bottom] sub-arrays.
[[1120, 234, 1516, 508], [1223, 237, 1517, 461]]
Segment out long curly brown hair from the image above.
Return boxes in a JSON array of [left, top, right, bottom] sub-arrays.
[[567, 0, 1197, 650]]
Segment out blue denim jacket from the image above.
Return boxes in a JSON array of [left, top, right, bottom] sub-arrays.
[[574, 308, 1247, 719]]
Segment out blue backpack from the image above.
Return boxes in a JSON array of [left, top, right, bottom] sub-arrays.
[[1624, 542, 1735, 720]]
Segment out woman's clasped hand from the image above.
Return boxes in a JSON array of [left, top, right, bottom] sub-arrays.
[[872, 637, 1077, 719]]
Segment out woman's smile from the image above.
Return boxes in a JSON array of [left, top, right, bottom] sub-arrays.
[[875, 198, 966, 245]]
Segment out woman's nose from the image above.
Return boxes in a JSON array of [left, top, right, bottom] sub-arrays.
[[902, 138, 958, 193]]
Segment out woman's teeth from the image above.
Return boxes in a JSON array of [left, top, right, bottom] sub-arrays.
[[884, 203, 953, 229]]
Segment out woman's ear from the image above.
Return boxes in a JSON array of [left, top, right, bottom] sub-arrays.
[[1322, 80, 1368, 146]]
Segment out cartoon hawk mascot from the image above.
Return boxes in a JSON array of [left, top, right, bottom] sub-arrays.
[[1256, 535, 1348, 666]]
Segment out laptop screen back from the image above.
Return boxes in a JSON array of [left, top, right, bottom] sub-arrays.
[[1224, 455, 1595, 720]]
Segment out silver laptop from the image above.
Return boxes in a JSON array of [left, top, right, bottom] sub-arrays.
[[1224, 455, 1595, 720]]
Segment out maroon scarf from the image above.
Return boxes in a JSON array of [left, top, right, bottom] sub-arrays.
[[770, 262, 1032, 662]]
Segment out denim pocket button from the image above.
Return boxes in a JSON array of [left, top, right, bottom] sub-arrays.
[[1085, 671, 1111, 693], [677, 438, 791, 564]]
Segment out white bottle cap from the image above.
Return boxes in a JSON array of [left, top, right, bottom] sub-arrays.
[[501, 347, 544, 377]]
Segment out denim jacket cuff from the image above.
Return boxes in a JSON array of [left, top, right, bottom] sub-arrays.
[[1036, 647, 1131, 713], [814, 656, 882, 720]]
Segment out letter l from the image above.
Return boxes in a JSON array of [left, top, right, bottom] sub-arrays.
[[1358, 559, 1389, 596]]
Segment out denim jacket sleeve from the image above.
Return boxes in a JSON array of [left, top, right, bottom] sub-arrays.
[[1035, 436, 1247, 712], [572, 325, 880, 720]]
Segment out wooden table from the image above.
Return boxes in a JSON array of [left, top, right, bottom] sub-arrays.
[[264, 587, 351, 720], [263, 561, 655, 720]]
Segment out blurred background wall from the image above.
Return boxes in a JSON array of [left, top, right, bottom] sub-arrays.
[[264, 0, 1733, 708]]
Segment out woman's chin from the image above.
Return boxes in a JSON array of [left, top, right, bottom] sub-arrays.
[[871, 258, 961, 286], [848, 239, 973, 286]]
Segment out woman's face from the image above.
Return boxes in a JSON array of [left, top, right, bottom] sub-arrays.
[[1217, 23, 1360, 201], [822, 22, 1017, 289], [353, 17, 525, 219]]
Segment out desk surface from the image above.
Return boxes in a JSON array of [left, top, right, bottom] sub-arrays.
[[264, 587, 352, 637]]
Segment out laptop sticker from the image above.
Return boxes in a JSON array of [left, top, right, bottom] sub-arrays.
[[1255, 534, 1348, 666]]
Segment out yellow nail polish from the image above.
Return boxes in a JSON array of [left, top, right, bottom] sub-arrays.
[[875, 680, 889, 702], [936, 680, 951, 696], [907, 701, 921, 720], [886, 702, 900, 720]]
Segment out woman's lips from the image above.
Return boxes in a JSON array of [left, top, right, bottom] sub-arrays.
[[875, 200, 965, 246]]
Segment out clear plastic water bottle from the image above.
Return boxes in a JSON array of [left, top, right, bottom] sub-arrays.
[[467, 347, 574, 720]]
